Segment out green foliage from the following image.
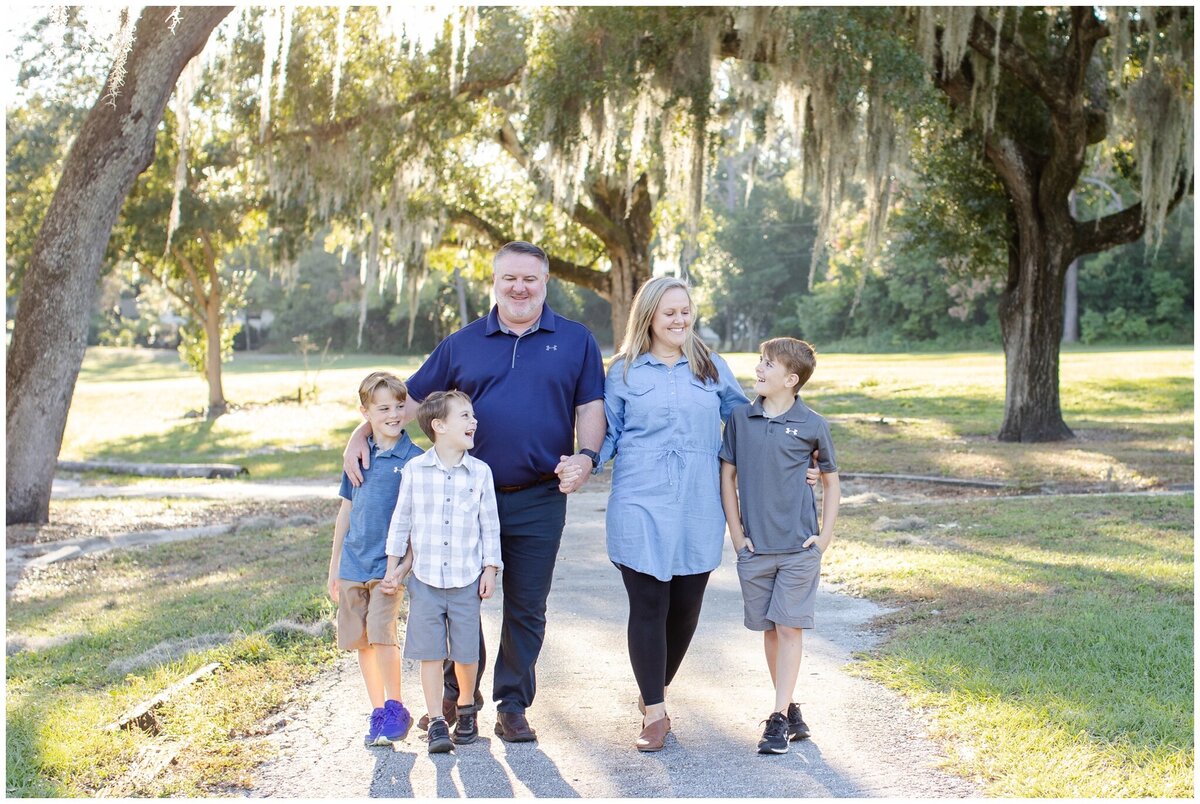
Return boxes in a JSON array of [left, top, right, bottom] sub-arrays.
[[5, 11, 107, 295], [896, 123, 1009, 277], [1078, 200, 1194, 344], [693, 159, 817, 350]]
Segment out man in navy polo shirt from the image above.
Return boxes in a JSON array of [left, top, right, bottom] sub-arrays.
[[345, 241, 606, 743]]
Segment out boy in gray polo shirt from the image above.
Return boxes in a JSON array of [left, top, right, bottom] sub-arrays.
[[719, 337, 840, 755], [328, 372, 423, 747]]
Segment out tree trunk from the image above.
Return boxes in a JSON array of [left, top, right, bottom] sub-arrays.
[[606, 246, 647, 345], [1062, 260, 1079, 343], [453, 266, 469, 330], [204, 299, 227, 419], [6, 6, 231, 525], [588, 175, 655, 344], [997, 222, 1075, 442], [1062, 191, 1079, 343]]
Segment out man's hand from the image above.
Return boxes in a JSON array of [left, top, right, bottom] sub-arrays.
[[806, 450, 821, 487], [735, 537, 755, 554], [479, 566, 498, 599], [554, 454, 591, 494], [342, 422, 372, 486]]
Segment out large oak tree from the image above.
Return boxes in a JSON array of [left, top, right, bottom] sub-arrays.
[[7, 7, 232, 525]]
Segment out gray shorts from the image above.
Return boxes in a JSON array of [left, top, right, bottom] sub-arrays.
[[735, 545, 823, 630], [403, 575, 482, 663]]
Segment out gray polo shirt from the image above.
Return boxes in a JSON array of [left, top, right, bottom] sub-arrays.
[[718, 396, 839, 554]]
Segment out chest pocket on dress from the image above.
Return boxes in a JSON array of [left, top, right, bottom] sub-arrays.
[[624, 384, 657, 422], [688, 376, 720, 409]]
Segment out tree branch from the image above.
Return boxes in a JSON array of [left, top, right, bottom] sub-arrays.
[[966, 10, 1061, 111], [1074, 175, 1193, 258], [447, 208, 611, 296], [271, 67, 522, 144], [146, 259, 204, 320], [199, 230, 221, 307], [173, 248, 209, 322], [494, 117, 634, 250]]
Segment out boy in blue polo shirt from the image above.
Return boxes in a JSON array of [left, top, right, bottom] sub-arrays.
[[719, 337, 840, 755], [327, 371, 424, 747]]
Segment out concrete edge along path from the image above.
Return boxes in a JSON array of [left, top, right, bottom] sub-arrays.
[[247, 484, 979, 798]]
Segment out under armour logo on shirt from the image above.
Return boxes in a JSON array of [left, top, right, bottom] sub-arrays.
[[546, 344, 558, 351], [393, 467, 403, 473], [785, 427, 799, 436]]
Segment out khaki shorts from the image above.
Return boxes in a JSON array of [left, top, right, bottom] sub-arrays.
[[336, 578, 403, 650], [735, 545, 823, 630]]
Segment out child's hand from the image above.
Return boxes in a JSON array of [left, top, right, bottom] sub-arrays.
[[735, 537, 755, 554], [806, 451, 820, 487], [802, 534, 832, 553], [479, 567, 498, 599], [327, 574, 339, 603]]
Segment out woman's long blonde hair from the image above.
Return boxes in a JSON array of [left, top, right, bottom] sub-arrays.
[[613, 276, 718, 383]]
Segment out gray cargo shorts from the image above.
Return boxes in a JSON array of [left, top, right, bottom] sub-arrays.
[[735, 544, 823, 630]]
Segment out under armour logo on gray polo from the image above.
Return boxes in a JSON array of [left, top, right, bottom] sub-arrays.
[[785, 427, 800, 435]]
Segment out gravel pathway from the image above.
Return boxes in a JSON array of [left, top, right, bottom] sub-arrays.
[[246, 485, 978, 798]]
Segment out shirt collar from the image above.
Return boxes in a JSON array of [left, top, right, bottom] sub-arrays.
[[748, 395, 810, 422], [415, 446, 475, 473], [368, 432, 417, 458], [631, 350, 689, 369], [485, 303, 558, 336]]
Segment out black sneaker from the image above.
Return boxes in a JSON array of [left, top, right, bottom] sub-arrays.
[[427, 717, 454, 753], [757, 712, 789, 754], [786, 702, 810, 740], [452, 705, 478, 745]]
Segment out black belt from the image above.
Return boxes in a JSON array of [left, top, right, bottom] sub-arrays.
[[496, 473, 559, 493]]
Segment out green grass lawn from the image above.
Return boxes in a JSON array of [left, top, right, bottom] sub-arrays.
[[823, 493, 1194, 797], [63, 345, 1192, 487], [726, 346, 1193, 488], [6, 518, 343, 797]]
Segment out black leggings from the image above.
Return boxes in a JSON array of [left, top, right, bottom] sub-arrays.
[[617, 564, 712, 707]]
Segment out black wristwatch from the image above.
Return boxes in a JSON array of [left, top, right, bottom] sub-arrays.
[[577, 448, 600, 469]]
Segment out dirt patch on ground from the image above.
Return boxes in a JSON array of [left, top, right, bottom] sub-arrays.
[[7, 498, 340, 547]]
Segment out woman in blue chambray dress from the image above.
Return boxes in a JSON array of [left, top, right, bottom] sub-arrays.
[[597, 276, 748, 752]]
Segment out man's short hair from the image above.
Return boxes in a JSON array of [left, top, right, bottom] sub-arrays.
[[417, 390, 472, 442], [358, 371, 408, 407], [761, 337, 817, 391], [494, 241, 549, 272]]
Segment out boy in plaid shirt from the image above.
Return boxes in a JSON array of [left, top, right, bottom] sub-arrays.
[[383, 390, 502, 753]]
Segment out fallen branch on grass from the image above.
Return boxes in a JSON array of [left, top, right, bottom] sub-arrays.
[[106, 662, 221, 734], [58, 460, 248, 479], [839, 471, 1013, 489]]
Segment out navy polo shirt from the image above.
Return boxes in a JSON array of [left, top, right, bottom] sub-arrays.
[[338, 432, 424, 581], [406, 303, 605, 488], [719, 396, 839, 554]]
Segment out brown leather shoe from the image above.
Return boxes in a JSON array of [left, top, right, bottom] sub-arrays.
[[494, 711, 538, 742], [636, 715, 670, 752]]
